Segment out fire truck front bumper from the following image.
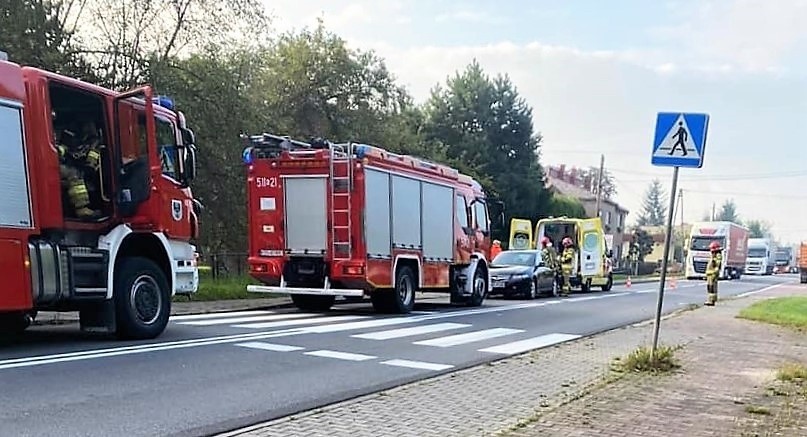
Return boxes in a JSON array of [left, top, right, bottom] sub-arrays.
[[247, 276, 364, 297]]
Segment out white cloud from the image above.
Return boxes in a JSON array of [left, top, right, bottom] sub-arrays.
[[258, 0, 807, 243], [651, 0, 807, 73]]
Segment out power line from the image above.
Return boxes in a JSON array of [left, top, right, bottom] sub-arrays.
[[608, 168, 807, 181]]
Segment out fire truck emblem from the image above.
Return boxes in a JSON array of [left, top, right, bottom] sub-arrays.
[[171, 200, 183, 221]]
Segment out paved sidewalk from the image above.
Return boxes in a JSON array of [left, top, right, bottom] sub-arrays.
[[219, 283, 806, 437]]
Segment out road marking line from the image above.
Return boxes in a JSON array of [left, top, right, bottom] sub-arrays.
[[179, 313, 318, 326], [736, 282, 788, 298], [171, 310, 275, 321], [413, 328, 523, 347], [380, 359, 454, 371], [304, 350, 377, 361], [4, 282, 742, 371], [478, 333, 582, 355], [233, 315, 368, 329], [234, 342, 304, 352], [351, 322, 471, 340]]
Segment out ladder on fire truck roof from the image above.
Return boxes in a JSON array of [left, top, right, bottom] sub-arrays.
[[330, 143, 353, 261]]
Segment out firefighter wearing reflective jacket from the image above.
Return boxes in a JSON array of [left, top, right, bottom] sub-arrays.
[[57, 120, 102, 219], [559, 237, 575, 297], [705, 241, 723, 306], [540, 237, 560, 293]]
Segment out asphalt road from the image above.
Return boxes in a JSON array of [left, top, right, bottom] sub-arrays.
[[0, 274, 794, 437]]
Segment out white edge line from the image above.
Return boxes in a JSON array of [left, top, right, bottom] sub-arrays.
[[735, 282, 788, 298], [234, 342, 304, 352], [170, 310, 274, 321], [380, 359, 454, 371], [303, 350, 377, 361]]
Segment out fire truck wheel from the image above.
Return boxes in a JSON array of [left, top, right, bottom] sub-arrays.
[[290, 294, 335, 312], [466, 266, 487, 307], [114, 257, 171, 340], [0, 312, 32, 334]]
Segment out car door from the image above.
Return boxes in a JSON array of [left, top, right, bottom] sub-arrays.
[[534, 251, 551, 291]]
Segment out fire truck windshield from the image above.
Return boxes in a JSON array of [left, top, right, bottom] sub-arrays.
[[690, 236, 724, 251]]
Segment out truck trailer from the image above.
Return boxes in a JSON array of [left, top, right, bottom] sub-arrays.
[[685, 221, 749, 280], [745, 238, 775, 275], [243, 134, 500, 314], [0, 54, 200, 338]]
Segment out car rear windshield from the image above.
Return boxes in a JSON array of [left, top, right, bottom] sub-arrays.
[[492, 251, 536, 266]]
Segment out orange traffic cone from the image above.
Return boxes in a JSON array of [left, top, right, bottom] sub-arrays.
[[626, 276, 632, 288], [667, 276, 677, 289]]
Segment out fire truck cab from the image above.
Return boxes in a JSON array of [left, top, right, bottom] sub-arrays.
[[0, 54, 200, 339], [243, 134, 500, 314]]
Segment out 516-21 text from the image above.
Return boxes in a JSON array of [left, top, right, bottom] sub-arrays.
[[256, 177, 279, 188]]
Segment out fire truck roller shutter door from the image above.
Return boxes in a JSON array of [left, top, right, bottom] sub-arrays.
[[421, 181, 454, 262], [284, 176, 328, 254], [390, 175, 421, 250], [0, 101, 33, 228], [364, 168, 392, 258]]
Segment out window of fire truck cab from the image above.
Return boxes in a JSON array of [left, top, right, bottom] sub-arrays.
[[456, 195, 471, 231], [473, 200, 489, 235], [133, 112, 181, 181], [48, 83, 113, 221]]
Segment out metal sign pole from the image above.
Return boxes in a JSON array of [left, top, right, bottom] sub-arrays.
[[650, 165, 679, 359]]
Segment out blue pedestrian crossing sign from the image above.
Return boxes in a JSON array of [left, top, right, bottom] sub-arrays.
[[651, 112, 709, 168]]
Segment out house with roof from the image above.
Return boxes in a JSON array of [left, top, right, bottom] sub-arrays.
[[545, 164, 630, 264]]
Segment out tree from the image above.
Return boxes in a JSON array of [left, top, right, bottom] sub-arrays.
[[423, 61, 551, 242], [0, 0, 95, 78], [716, 199, 740, 223], [630, 228, 654, 262], [746, 219, 772, 238], [637, 179, 667, 226], [548, 195, 587, 219]]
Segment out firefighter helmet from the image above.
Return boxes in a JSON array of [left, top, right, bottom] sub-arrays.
[[562, 237, 573, 247], [709, 241, 721, 251]]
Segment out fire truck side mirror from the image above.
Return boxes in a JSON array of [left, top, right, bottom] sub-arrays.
[[181, 144, 198, 187]]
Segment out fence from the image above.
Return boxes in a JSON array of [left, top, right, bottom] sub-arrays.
[[199, 252, 248, 279]]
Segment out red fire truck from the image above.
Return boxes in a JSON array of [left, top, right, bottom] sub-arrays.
[[243, 134, 500, 314], [0, 51, 200, 339]]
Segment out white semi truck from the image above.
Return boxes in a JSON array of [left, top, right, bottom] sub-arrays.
[[745, 238, 775, 275], [685, 221, 749, 280]]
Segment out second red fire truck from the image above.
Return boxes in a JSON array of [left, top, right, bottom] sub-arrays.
[[243, 134, 501, 314]]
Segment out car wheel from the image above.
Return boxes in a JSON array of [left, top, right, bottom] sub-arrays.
[[525, 279, 538, 300]]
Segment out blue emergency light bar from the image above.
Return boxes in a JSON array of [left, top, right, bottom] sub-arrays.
[[152, 95, 175, 111]]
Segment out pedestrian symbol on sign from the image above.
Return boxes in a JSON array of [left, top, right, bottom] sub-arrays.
[[669, 122, 688, 156]]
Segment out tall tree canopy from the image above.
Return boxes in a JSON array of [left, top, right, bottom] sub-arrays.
[[423, 60, 551, 241], [716, 199, 740, 223], [637, 179, 667, 226]]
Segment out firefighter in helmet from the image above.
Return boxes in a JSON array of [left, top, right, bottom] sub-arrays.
[[540, 237, 560, 295], [704, 241, 723, 306], [490, 240, 503, 260], [56, 118, 103, 219], [559, 236, 576, 297]]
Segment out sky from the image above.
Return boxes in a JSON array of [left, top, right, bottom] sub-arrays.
[[261, 0, 807, 244]]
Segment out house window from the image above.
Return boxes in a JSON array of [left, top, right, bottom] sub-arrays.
[[605, 211, 612, 225], [619, 214, 624, 227]]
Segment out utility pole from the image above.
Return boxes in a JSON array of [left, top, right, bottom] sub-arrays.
[[711, 202, 716, 221], [594, 154, 605, 215], [679, 189, 685, 262]]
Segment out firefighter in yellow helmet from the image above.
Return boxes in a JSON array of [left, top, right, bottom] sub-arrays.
[[540, 237, 560, 296], [56, 119, 103, 219], [559, 237, 576, 297], [704, 240, 723, 306]]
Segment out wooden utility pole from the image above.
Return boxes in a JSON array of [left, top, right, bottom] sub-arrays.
[[711, 202, 716, 221], [594, 154, 605, 215]]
